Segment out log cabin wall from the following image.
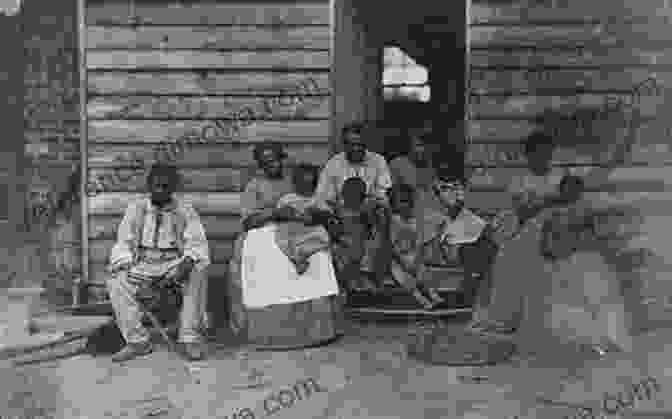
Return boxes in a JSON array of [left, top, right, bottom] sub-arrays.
[[84, 1, 332, 313], [2, 0, 81, 303], [467, 0, 672, 330]]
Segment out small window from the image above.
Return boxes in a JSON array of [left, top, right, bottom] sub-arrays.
[[383, 46, 430, 102]]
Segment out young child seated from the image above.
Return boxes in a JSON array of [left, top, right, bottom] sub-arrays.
[[388, 183, 445, 309], [421, 162, 500, 327], [274, 163, 333, 275], [329, 176, 382, 293]]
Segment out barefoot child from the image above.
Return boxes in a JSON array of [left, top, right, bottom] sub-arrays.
[[389, 183, 445, 309]]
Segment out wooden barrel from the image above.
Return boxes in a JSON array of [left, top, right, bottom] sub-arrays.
[[242, 295, 339, 349], [227, 235, 341, 349]]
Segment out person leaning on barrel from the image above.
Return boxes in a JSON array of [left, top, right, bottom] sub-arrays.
[[106, 163, 210, 362]]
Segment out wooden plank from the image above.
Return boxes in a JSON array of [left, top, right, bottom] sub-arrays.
[[470, 21, 672, 49], [468, 115, 656, 143], [467, 140, 672, 167], [470, 92, 668, 120], [469, 0, 668, 24], [87, 72, 330, 96], [469, 68, 671, 95], [470, 47, 671, 68], [88, 96, 330, 120], [88, 262, 230, 287], [89, 239, 233, 265], [87, 51, 330, 70], [468, 166, 672, 192], [88, 166, 250, 193], [87, 26, 331, 50], [88, 214, 241, 240], [88, 120, 330, 143], [88, 192, 242, 216], [86, 1, 330, 26], [87, 142, 332, 168]]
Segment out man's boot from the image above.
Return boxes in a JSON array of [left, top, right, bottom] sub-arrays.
[[111, 341, 153, 362]]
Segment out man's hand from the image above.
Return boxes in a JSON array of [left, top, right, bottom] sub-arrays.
[[174, 257, 196, 285], [273, 206, 300, 221]]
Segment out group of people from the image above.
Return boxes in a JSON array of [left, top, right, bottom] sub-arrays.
[[103, 120, 597, 363]]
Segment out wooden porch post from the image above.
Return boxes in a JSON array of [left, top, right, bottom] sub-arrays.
[[331, 0, 383, 154], [0, 8, 26, 239]]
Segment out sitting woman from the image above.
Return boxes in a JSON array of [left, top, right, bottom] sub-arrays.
[[228, 141, 340, 340]]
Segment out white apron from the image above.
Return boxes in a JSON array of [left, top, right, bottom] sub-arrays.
[[240, 225, 339, 309]]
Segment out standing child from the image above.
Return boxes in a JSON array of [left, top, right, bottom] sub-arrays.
[[389, 183, 445, 309], [329, 177, 383, 293]]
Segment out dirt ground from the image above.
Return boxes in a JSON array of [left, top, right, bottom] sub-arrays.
[[2, 319, 672, 419]]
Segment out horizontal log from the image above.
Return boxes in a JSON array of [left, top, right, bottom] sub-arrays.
[[88, 95, 330, 120], [88, 26, 330, 50], [88, 120, 330, 143], [470, 0, 668, 24], [468, 68, 670, 95], [470, 21, 672, 49], [470, 47, 671, 68], [88, 192, 242, 216], [88, 214, 241, 240], [87, 142, 332, 167], [583, 192, 672, 216], [89, 238, 233, 265], [470, 92, 668, 120], [467, 140, 672, 167], [468, 115, 660, 143], [87, 51, 330, 70], [88, 166, 250, 193], [88, 72, 330, 96], [86, 1, 330, 26], [468, 166, 672, 193]]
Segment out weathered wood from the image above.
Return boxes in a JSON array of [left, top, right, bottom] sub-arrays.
[[470, 21, 672, 49], [89, 239, 233, 265], [88, 262, 230, 287], [470, 92, 668, 120], [470, 0, 668, 24], [470, 47, 671, 68], [467, 166, 672, 193], [88, 214, 241, 240], [87, 26, 331, 50], [88, 166, 250, 193], [87, 142, 332, 167], [468, 116, 661, 143], [86, 1, 330, 26], [88, 96, 330, 120], [469, 68, 670, 95], [88, 192, 242, 216], [87, 51, 330, 70], [467, 140, 672, 167], [87, 72, 330, 96], [88, 120, 330, 143]]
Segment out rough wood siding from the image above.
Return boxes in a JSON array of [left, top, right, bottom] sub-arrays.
[[468, 0, 672, 330], [85, 1, 331, 303], [7, 0, 81, 303]]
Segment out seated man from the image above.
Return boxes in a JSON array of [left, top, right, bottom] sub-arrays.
[[314, 122, 393, 287], [420, 162, 499, 321], [106, 163, 210, 362]]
